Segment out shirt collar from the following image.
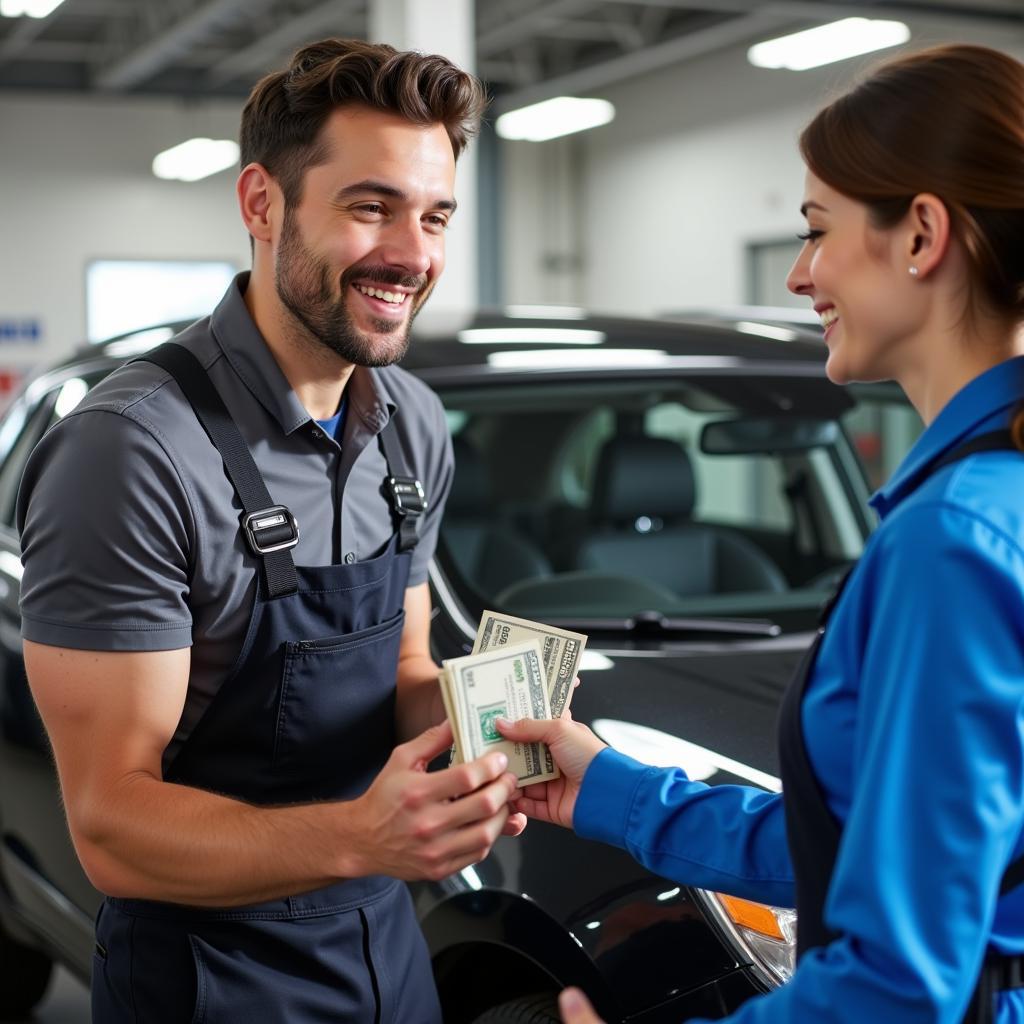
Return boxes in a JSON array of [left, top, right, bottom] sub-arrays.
[[870, 354, 1024, 519], [210, 272, 395, 437]]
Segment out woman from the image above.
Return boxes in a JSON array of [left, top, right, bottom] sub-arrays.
[[499, 44, 1024, 1024]]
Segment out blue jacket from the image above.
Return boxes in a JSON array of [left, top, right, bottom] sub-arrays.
[[575, 356, 1024, 1022]]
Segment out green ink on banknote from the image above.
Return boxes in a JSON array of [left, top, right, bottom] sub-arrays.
[[479, 704, 506, 743]]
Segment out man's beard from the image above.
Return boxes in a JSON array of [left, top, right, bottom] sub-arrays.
[[274, 209, 432, 367]]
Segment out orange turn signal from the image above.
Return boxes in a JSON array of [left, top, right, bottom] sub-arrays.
[[716, 894, 785, 940]]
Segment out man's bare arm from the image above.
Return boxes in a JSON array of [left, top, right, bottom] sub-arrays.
[[26, 639, 516, 907], [394, 582, 446, 742]]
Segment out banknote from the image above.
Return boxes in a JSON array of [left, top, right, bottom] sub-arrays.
[[473, 611, 587, 719], [440, 639, 559, 784]]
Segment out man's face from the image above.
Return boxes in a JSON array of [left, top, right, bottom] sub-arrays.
[[274, 105, 456, 367]]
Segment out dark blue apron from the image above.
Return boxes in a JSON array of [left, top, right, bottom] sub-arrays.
[[91, 343, 442, 1023], [778, 419, 1024, 1023]]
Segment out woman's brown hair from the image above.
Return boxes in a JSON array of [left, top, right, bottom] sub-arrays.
[[800, 44, 1024, 321], [240, 37, 487, 207]]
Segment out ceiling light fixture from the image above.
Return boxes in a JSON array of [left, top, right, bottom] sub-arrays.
[[747, 18, 910, 71], [152, 138, 239, 182], [459, 328, 604, 346], [496, 97, 615, 142], [0, 0, 65, 16]]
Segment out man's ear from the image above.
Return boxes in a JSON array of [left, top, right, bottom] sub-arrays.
[[905, 193, 952, 280], [237, 163, 278, 244]]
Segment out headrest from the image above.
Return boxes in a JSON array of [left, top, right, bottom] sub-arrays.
[[591, 435, 695, 522], [448, 435, 490, 516]]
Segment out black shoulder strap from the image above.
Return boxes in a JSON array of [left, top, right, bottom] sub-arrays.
[[930, 429, 1017, 476], [139, 343, 299, 599], [377, 412, 427, 554]]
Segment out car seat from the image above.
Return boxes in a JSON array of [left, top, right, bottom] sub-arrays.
[[573, 435, 787, 596], [441, 436, 553, 596]]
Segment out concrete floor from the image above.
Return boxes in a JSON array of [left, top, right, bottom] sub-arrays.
[[11, 966, 90, 1024]]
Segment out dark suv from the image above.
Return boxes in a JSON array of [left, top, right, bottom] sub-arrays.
[[0, 310, 918, 1022]]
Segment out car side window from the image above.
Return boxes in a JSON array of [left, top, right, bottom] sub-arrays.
[[0, 373, 102, 531], [0, 394, 59, 530]]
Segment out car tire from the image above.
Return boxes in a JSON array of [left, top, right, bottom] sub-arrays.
[[471, 992, 562, 1024], [0, 926, 53, 1019]]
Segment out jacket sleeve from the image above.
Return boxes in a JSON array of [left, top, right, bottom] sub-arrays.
[[574, 748, 794, 907]]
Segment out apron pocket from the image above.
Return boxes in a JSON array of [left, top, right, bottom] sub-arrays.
[[186, 915, 377, 1024], [273, 609, 405, 798]]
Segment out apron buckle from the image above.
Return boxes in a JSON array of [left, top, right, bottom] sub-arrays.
[[386, 476, 427, 518], [242, 505, 300, 555]]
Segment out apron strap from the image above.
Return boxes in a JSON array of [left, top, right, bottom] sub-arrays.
[[137, 343, 299, 599], [377, 414, 426, 554]]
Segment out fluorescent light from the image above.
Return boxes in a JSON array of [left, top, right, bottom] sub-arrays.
[[152, 138, 240, 182], [487, 348, 669, 370], [0, 0, 65, 16], [504, 305, 587, 320], [460, 866, 483, 891], [735, 321, 799, 342], [748, 18, 910, 71], [496, 97, 615, 142], [459, 328, 604, 346], [103, 327, 176, 357], [579, 651, 614, 672], [591, 718, 781, 791], [0, 551, 23, 581], [54, 378, 88, 419]]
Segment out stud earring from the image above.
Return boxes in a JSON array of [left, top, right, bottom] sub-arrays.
[[908, 266, 919, 276]]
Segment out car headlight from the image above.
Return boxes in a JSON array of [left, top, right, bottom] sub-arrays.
[[696, 890, 796, 987]]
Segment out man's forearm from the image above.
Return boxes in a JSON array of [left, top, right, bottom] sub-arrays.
[[76, 774, 366, 906], [395, 654, 446, 741]]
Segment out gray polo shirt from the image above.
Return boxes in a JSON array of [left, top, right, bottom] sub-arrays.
[[18, 274, 453, 761]]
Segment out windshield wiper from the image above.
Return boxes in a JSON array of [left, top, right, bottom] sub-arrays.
[[550, 610, 782, 638]]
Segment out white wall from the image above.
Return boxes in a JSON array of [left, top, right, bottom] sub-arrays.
[[0, 93, 250, 380], [3, 19, 1024, 387], [502, 26, 1024, 317]]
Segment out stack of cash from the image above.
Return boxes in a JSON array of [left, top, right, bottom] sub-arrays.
[[439, 612, 588, 785]]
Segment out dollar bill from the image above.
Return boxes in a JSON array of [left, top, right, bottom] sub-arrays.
[[440, 639, 559, 784], [473, 611, 587, 719]]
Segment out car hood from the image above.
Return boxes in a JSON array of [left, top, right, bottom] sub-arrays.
[[458, 638, 808, 1014]]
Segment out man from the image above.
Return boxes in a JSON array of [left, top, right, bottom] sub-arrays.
[[17, 38, 520, 1023]]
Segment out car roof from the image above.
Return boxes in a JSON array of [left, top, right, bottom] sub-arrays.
[[28, 307, 849, 427], [66, 308, 826, 373]]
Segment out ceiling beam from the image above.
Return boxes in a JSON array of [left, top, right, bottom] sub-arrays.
[[0, 0, 68, 65], [204, 0, 363, 85], [477, 0, 597, 56], [93, 0, 280, 91], [493, 9, 786, 113], [599, 0, 1024, 28]]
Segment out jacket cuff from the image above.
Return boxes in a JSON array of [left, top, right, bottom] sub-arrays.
[[574, 747, 658, 848]]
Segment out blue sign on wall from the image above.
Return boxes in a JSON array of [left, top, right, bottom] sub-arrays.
[[0, 319, 42, 343]]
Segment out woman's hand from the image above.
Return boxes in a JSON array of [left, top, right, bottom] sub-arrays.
[[496, 676, 583, 837], [495, 714, 606, 829], [559, 988, 605, 1023]]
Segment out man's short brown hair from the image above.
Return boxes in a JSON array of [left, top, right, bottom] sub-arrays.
[[240, 37, 487, 206]]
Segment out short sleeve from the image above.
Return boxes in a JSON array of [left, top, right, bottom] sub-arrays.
[[17, 409, 195, 650]]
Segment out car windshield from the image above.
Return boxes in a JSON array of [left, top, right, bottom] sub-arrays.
[[435, 374, 919, 634]]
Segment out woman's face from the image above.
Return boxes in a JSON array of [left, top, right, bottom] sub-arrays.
[[787, 170, 922, 385]]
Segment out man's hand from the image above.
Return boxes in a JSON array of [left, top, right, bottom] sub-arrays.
[[348, 720, 519, 880], [559, 988, 605, 1023], [495, 715, 606, 829]]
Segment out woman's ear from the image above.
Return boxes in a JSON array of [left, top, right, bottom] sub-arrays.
[[906, 193, 951, 280]]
